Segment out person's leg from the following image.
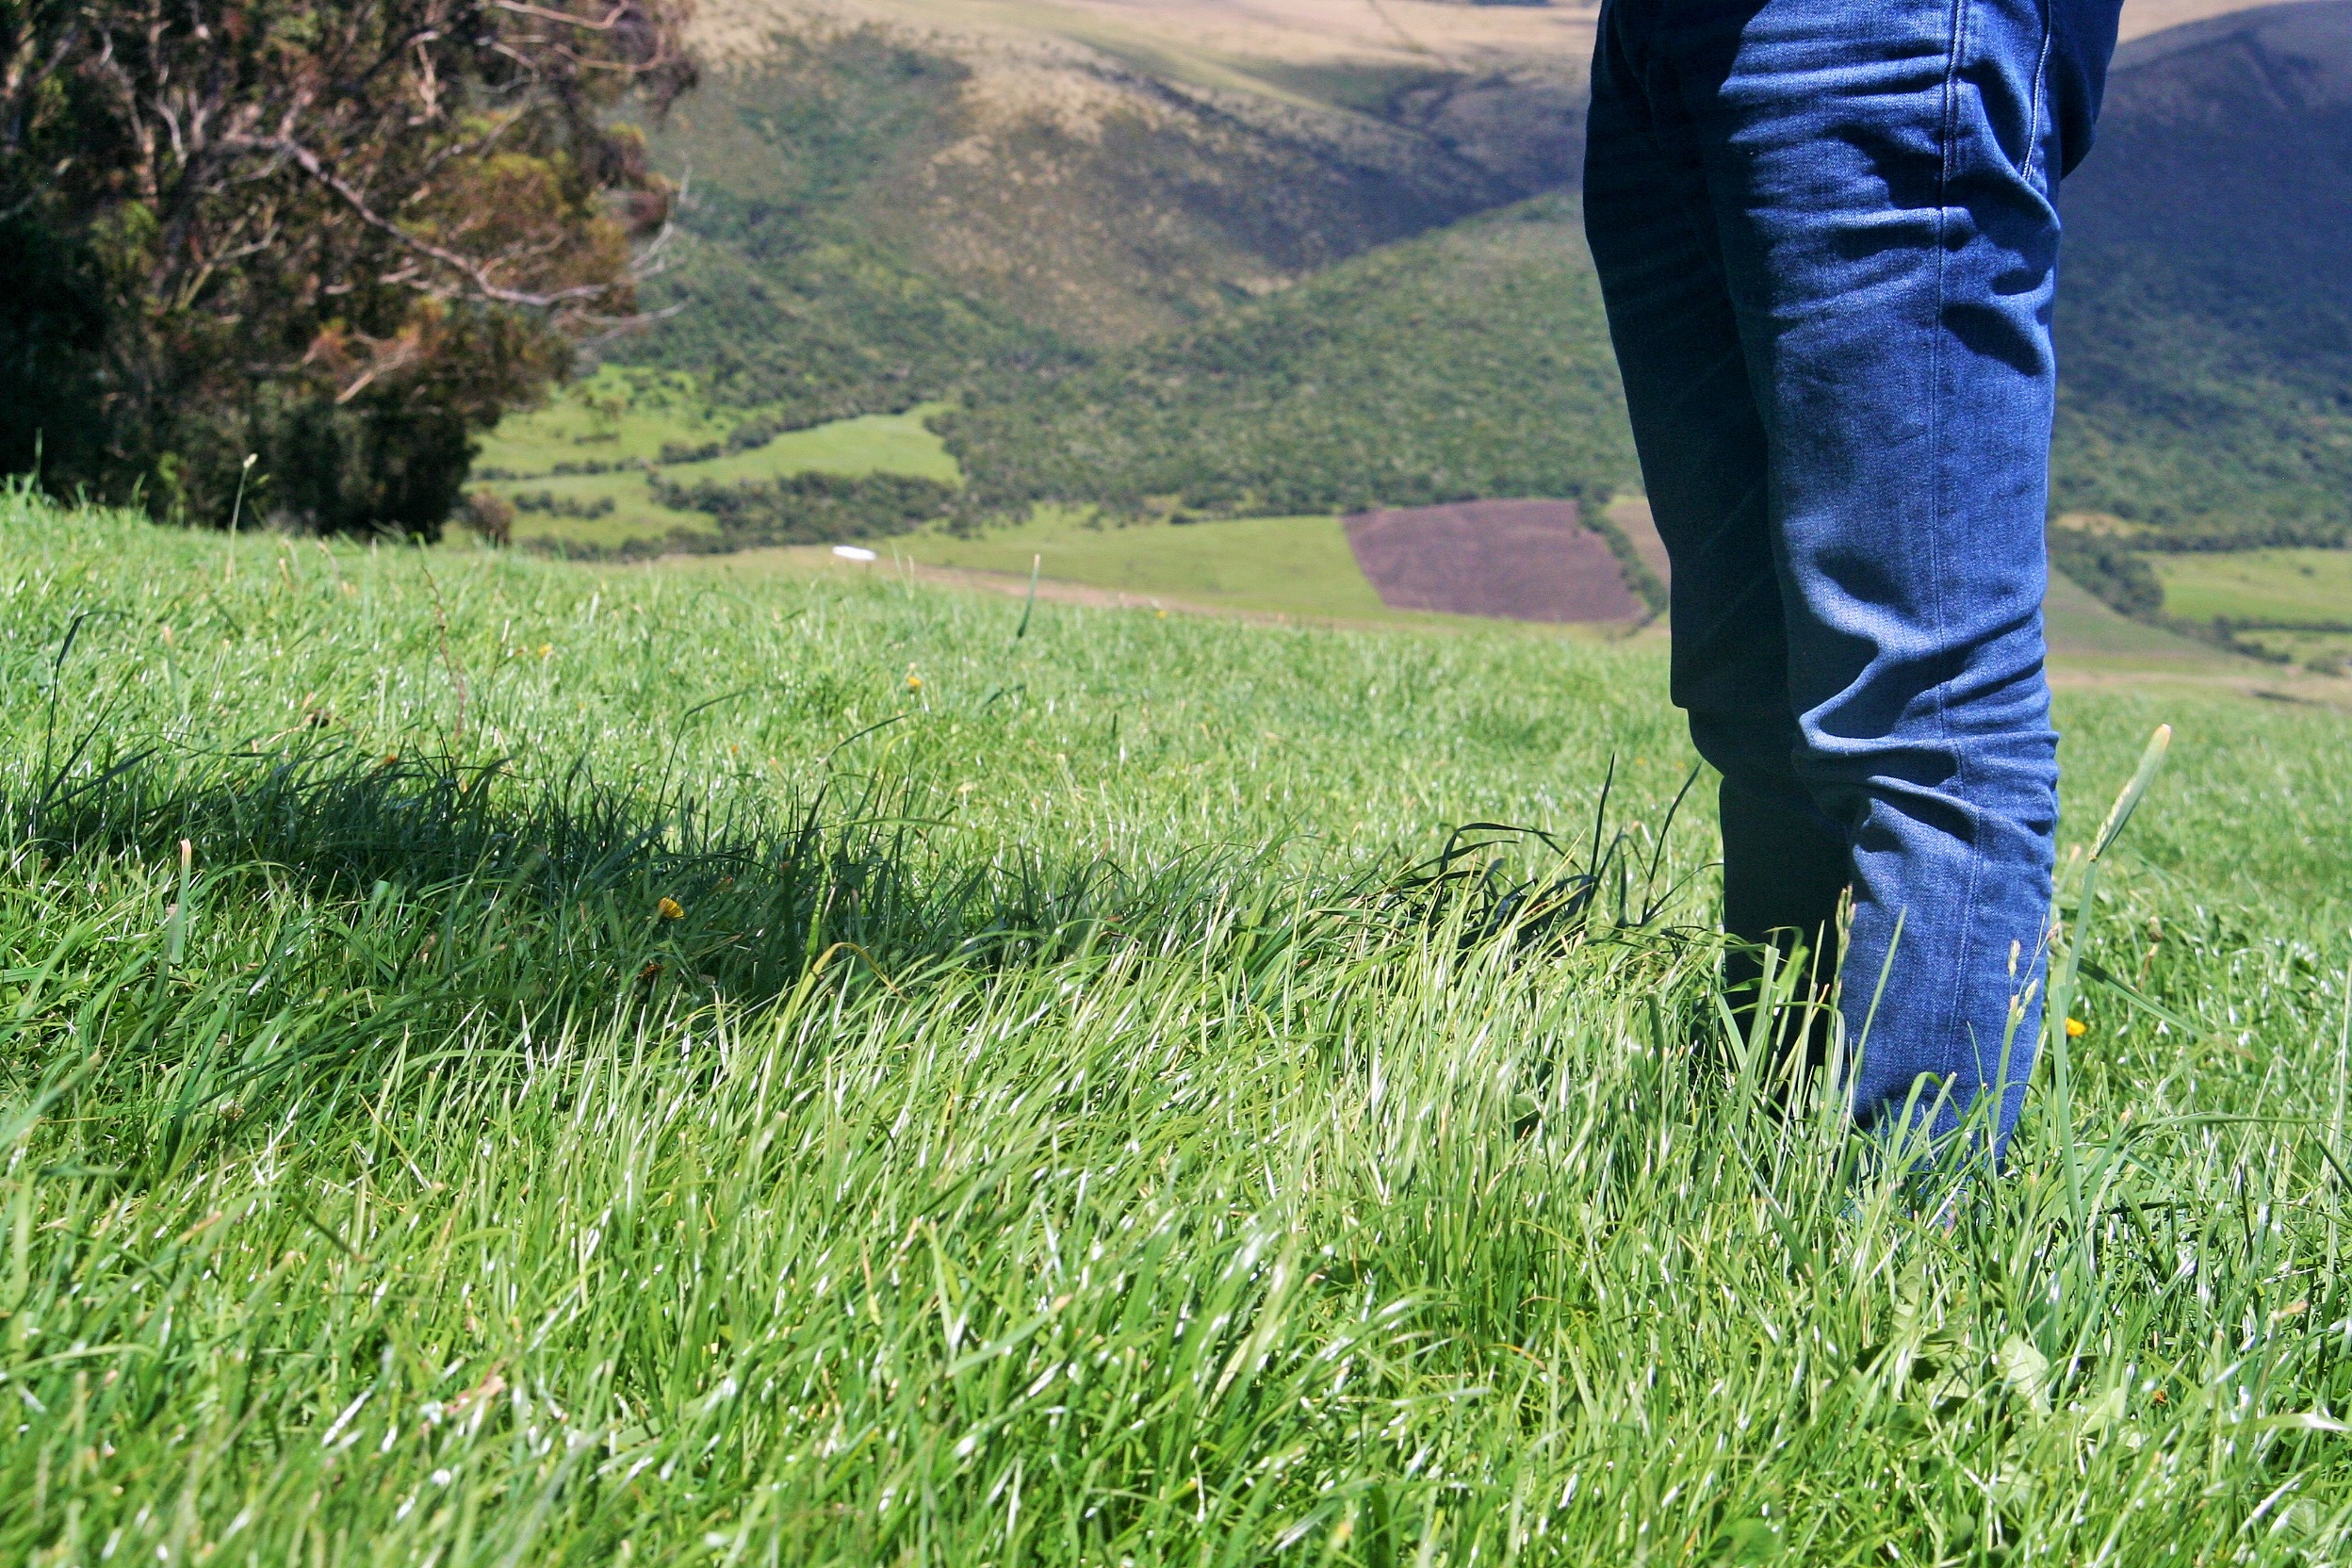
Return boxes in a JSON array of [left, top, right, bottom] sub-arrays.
[[1646, 0, 2118, 1154], [1583, 0, 1852, 1056]]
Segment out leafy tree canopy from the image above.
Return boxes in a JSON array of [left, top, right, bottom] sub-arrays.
[[0, 0, 696, 534]]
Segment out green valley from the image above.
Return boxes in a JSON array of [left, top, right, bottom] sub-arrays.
[[900, 507, 1397, 619], [460, 0, 2342, 664], [466, 369, 962, 551], [2151, 547, 2352, 670]]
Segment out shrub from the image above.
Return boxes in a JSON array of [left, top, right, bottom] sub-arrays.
[[459, 489, 514, 547]]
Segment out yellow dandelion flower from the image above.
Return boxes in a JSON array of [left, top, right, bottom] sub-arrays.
[[2065, 1017, 2087, 1038], [657, 896, 685, 921], [906, 673, 923, 689], [538, 643, 554, 658]]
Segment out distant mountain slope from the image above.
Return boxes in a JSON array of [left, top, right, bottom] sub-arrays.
[[2053, 0, 2352, 543], [615, 0, 1593, 422], [2116, 0, 2306, 41], [936, 192, 1638, 518], [599, 0, 2348, 559], [617, 27, 1065, 424]]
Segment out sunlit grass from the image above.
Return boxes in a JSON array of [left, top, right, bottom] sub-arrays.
[[2152, 548, 2352, 627], [896, 507, 1397, 619], [4, 489, 2351, 1564], [2149, 549, 2352, 669]]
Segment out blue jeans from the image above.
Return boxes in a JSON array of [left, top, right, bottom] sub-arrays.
[[1585, 0, 2122, 1153]]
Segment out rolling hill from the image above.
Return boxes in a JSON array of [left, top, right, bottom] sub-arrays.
[[677, 0, 1599, 350], [933, 191, 1638, 520], [615, 0, 1597, 426], [2052, 0, 2352, 543], [584, 0, 2348, 579]]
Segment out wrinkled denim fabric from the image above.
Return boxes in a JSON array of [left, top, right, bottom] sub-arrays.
[[1585, 0, 2123, 1155]]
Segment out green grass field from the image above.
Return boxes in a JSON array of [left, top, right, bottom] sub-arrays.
[[2039, 571, 2233, 665], [900, 507, 1397, 619], [2153, 549, 2352, 624], [477, 370, 2334, 678], [524, 484, 2269, 663], [2149, 548, 2352, 671], [9, 489, 2352, 1563], [472, 370, 960, 548]]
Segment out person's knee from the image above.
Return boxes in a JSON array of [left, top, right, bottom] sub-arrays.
[[1796, 723, 2057, 837], [1788, 642, 2058, 830]]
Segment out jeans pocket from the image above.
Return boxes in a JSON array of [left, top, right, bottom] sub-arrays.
[[1955, 0, 2059, 193], [2022, 0, 2057, 194]]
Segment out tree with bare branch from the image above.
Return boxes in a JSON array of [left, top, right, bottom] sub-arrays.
[[1, 0, 695, 533]]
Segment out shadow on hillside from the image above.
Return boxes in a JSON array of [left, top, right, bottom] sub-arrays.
[[21, 740, 1243, 1011], [20, 738, 1703, 1021], [10, 735, 1721, 1181]]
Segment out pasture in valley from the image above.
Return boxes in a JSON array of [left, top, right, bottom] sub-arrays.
[[901, 507, 1398, 621], [468, 370, 961, 553], [2152, 551, 2352, 671], [8, 0, 2350, 1557], [482, 376, 2351, 689], [6, 487, 2352, 1562]]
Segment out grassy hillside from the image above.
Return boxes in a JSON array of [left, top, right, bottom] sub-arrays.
[[476, 370, 956, 486], [533, 1, 2351, 584], [616, 27, 1074, 423], [901, 506, 1398, 618], [2151, 547, 2352, 670], [2051, 1, 2352, 544], [602, 8, 1616, 515], [937, 192, 1640, 518], [466, 0, 2350, 649], [8, 489, 2352, 1560], [2156, 547, 2352, 623], [662, 3, 1591, 346], [608, 7, 1593, 424]]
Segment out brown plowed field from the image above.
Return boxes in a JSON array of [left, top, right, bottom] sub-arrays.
[[1344, 498, 1644, 623]]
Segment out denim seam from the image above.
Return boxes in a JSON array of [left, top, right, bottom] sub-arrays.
[[1933, 0, 1990, 1124], [2025, 0, 2056, 192]]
